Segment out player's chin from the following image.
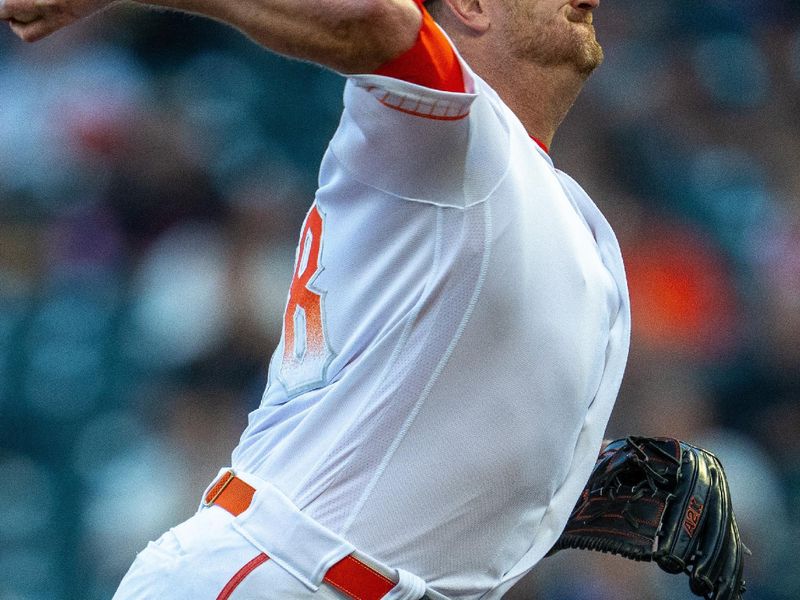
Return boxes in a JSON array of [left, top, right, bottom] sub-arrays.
[[571, 39, 604, 77]]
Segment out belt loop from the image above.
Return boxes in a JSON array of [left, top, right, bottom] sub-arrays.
[[385, 569, 427, 600], [203, 469, 236, 508]]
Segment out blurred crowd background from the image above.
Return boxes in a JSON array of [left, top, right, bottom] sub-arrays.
[[1, 1, 799, 598]]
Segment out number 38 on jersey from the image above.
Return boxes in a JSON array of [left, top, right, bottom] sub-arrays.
[[278, 204, 334, 395]]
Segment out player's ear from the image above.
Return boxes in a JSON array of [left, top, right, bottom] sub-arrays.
[[440, 0, 491, 33]]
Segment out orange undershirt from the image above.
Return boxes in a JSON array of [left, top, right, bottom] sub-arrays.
[[374, 0, 465, 93]]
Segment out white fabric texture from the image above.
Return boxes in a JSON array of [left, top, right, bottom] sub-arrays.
[[231, 39, 631, 600]]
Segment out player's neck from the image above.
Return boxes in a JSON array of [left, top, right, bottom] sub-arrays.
[[446, 31, 586, 150], [473, 53, 587, 150], [483, 61, 586, 150]]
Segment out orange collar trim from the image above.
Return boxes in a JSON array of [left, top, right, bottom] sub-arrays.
[[530, 136, 549, 154]]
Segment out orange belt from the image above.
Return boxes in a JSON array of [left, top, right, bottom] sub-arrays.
[[203, 471, 398, 600]]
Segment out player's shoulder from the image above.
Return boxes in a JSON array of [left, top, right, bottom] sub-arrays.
[[327, 77, 510, 208]]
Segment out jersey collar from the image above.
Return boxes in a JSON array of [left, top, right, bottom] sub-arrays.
[[530, 136, 549, 154]]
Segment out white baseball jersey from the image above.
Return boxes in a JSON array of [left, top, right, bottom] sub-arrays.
[[231, 5, 631, 599]]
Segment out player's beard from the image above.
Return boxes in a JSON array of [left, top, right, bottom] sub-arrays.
[[506, 3, 604, 77]]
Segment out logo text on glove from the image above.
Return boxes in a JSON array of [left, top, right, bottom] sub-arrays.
[[682, 496, 704, 538]]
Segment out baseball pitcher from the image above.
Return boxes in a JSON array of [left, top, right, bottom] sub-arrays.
[[1, 0, 746, 598]]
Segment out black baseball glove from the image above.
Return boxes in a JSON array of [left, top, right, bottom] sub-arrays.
[[549, 436, 748, 600]]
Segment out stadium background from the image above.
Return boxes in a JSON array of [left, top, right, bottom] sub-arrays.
[[1, 1, 799, 598]]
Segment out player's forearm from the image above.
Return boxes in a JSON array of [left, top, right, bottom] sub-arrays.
[[1, 0, 422, 72]]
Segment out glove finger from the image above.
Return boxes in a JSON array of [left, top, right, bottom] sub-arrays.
[[710, 516, 746, 600], [689, 458, 730, 597]]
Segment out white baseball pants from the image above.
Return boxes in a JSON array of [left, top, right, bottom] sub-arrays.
[[112, 469, 437, 600]]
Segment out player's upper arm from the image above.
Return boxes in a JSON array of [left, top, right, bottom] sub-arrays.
[[223, 0, 423, 74]]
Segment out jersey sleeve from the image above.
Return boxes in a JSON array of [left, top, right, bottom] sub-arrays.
[[328, 0, 510, 209]]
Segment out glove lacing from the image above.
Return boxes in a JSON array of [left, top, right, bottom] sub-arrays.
[[597, 438, 679, 530]]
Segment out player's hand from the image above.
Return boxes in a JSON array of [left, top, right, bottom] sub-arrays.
[[0, 0, 115, 42]]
